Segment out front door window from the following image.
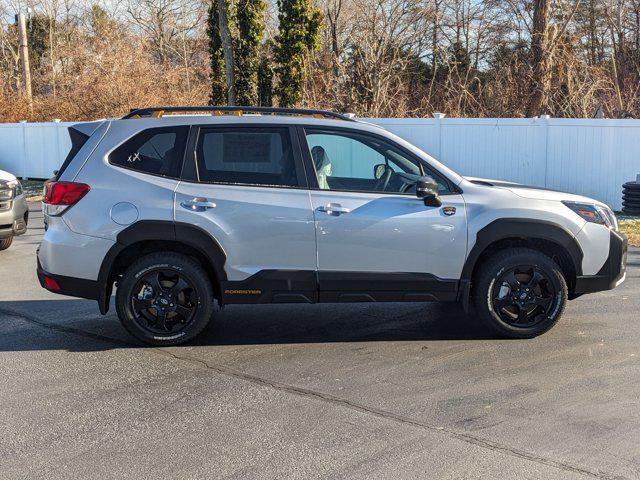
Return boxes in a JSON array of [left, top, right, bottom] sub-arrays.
[[304, 129, 449, 194]]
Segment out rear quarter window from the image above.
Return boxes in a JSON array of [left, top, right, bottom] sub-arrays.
[[109, 126, 189, 179]]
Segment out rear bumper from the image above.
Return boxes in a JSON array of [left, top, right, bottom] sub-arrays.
[[37, 257, 101, 301], [573, 230, 627, 295]]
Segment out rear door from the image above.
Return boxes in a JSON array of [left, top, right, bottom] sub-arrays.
[[175, 125, 318, 304]]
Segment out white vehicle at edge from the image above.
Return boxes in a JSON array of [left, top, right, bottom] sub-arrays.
[[0, 169, 29, 251], [36, 107, 627, 345]]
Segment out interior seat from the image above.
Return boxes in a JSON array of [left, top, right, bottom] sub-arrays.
[[311, 146, 332, 190]]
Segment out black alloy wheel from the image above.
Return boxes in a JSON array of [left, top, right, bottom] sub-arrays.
[[116, 252, 217, 345], [491, 265, 557, 328], [474, 248, 567, 338], [131, 268, 198, 335]]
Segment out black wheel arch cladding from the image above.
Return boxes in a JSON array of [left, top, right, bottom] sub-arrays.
[[458, 218, 583, 310], [461, 219, 584, 280], [98, 218, 585, 315], [97, 220, 227, 314]]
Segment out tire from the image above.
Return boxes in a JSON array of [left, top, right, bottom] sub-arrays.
[[115, 252, 218, 346], [473, 248, 567, 339], [623, 182, 640, 191], [0, 236, 13, 251]]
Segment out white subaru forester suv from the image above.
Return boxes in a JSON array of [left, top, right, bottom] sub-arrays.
[[37, 107, 627, 345]]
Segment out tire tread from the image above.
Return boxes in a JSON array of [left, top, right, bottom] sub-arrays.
[[115, 252, 217, 346], [473, 248, 568, 338], [0, 236, 13, 251]]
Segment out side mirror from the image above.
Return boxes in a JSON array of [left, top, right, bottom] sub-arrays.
[[416, 176, 442, 207]]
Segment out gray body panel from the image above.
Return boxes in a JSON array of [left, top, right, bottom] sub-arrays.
[[0, 171, 29, 240], [0, 193, 28, 239], [309, 190, 468, 279], [37, 114, 616, 292], [175, 183, 317, 280]]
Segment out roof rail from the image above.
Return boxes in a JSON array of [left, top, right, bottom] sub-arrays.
[[123, 106, 357, 122]]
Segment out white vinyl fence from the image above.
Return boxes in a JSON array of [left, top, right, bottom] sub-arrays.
[[0, 121, 74, 180], [1, 117, 639, 210]]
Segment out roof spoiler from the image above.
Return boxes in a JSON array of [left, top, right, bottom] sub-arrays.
[[70, 120, 105, 137]]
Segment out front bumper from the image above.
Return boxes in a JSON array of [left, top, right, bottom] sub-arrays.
[[573, 229, 627, 295], [0, 196, 29, 239]]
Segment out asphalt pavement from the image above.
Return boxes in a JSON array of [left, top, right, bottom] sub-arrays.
[[1, 204, 639, 479]]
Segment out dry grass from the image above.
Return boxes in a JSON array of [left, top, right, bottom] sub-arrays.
[[619, 220, 640, 247]]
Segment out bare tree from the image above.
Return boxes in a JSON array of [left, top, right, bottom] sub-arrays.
[[2, 0, 640, 121]]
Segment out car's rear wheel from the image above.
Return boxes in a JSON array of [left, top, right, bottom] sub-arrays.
[[473, 248, 567, 338], [115, 252, 217, 345], [0, 236, 13, 251]]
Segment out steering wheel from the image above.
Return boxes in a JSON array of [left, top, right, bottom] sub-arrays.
[[374, 166, 393, 192]]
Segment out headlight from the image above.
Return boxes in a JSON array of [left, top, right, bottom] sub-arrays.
[[12, 180, 23, 196], [562, 201, 618, 230], [0, 184, 14, 201], [0, 179, 22, 201]]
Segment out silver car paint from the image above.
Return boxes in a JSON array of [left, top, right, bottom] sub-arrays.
[[0, 170, 29, 241], [458, 179, 609, 275], [39, 114, 615, 284], [175, 183, 317, 280], [575, 222, 611, 275], [63, 123, 179, 241], [308, 190, 468, 279], [38, 215, 114, 279]]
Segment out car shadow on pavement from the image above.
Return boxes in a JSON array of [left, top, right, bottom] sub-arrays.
[[0, 299, 495, 352]]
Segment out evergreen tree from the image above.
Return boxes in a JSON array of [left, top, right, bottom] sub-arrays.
[[207, 1, 227, 105], [26, 15, 49, 71], [235, 0, 266, 105], [274, 0, 321, 107], [258, 48, 274, 106]]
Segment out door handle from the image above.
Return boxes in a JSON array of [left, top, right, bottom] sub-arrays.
[[180, 197, 216, 212], [317, 203, 350, 216]]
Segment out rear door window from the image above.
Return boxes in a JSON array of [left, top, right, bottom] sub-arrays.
[[194, 127, 299, 187], [109, 126, 189, 178]]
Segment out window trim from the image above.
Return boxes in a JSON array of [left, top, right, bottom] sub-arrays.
[[107, 126, 190, 180], [181, 124, 308, 189], [296, 126, 462, 196]]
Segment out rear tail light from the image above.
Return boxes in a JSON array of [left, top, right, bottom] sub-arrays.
[[43, 275, 61, 291], [43, 181, 90, 216]]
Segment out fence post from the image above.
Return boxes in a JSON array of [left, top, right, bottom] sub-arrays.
[[537, 114, 551, 188], [53, 119, 62, 179], [19, 120, 28, 179], [543, 114, 551, 189], [433, 112, 446, 159]]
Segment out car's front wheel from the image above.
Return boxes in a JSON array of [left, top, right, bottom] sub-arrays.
[[0, 236, 13, 251], [473, 248, 567, 338], [115, 252, 218, 345]]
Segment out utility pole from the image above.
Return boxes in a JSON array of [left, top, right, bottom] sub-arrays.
[[215, 0, 236, 105], [16, 12, 33, 110], [526, 0, 552, 117]]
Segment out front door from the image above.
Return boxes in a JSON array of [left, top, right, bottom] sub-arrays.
[[175, 125, 318, 303], [300, 127, 467, 302]]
